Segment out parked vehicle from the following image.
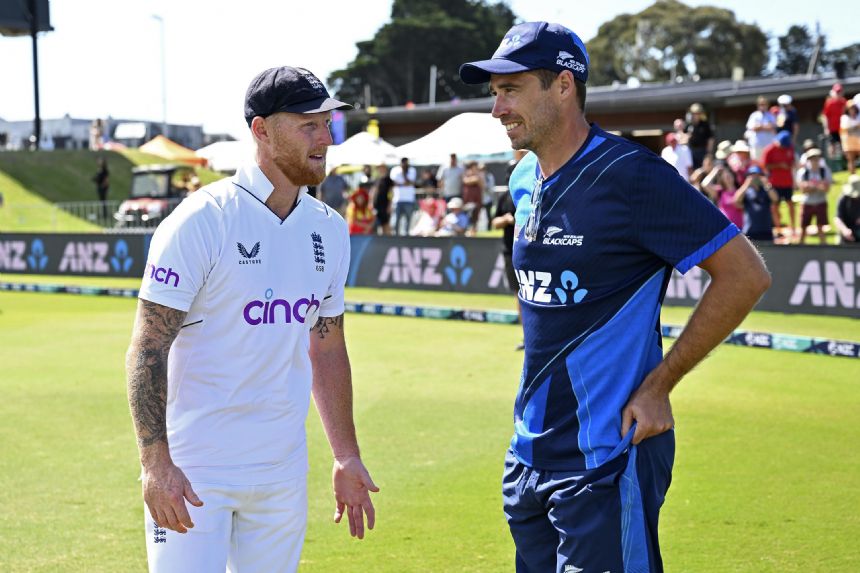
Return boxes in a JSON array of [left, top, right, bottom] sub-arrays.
[[114, 164, 195, 228]]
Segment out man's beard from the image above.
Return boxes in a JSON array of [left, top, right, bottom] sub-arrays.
[[270, 130, 327, 186], [273, 154, 326, 186]]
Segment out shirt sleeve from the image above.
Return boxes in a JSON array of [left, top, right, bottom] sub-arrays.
[[319, 219, 350, 317], [138, 193, 222, 312], [629, 151, 739, 274]]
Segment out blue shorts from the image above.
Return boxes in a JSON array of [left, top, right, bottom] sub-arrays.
[[502, 430, 675, 573]]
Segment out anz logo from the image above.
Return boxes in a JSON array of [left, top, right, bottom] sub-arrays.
[[517, 269, 589, 305]]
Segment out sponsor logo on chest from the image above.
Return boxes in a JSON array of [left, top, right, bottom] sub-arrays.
[[237, 241, 262, 265], [542, 225, 584, 247]]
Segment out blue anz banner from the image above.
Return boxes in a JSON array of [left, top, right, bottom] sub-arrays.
[[0, 233, 149, 278]]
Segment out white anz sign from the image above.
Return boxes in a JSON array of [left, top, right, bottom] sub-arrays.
[[789, 260, 860, 309]]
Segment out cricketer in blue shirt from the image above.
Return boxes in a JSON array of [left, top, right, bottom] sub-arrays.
[[461, 21, 771, 573]]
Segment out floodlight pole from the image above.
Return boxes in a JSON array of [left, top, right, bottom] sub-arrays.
[[152, 15, 167, 138], [29, 0, 41, 150]]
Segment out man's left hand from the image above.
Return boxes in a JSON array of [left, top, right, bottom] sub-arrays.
[[332, 456, 379, 539], [621, 372, 674, 445]]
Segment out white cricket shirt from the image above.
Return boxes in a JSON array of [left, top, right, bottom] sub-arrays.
[[138, 163, 349, 485]]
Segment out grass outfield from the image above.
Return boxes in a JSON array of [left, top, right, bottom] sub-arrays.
[[0, 287, 858, 571]]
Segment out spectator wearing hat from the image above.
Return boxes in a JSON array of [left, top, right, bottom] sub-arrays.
[[661, 132, 693, 181], [840, 98, 860, 174], [795, 148, 831, 244], [435, 197, 469, 236], [834, 174, 860, 244], [685, 102, 715, 169], [761, 130, 797, 240], [727, 139, 753, 188], [745, 96, 777, 161], [775, 94, 799, 148], [346, 187, 375, 235], [734, 164, 779, 242], [410, 190, 448, 236], [821, 83, 847, 158]]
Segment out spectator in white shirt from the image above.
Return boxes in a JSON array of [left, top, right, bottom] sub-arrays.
[[660, 132, 693, 181], [389, 157, 417, 235], [745, 96, 777, 160]]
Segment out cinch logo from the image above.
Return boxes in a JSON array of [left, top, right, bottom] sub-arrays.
[[59, 241, 109, 273], [145, 263, 180, 288], [378, 247, 443, 285], [557, 51, 586, 73], [237, 241, 261, 265], [243, 288, 320, 325], [789, 261, 859, 309], [0, 240, 27, 271]]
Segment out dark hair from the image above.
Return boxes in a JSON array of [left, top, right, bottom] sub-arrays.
[[530, 69, 586, 111]]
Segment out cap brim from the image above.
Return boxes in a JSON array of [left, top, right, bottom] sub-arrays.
[[284, 96, 353, 114], [459, 58, 532, 84]]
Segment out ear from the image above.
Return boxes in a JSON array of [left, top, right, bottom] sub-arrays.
[[556, 70, 576, 101], [250, 116, 269, 144]]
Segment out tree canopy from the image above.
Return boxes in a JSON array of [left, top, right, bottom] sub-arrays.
[[329, 0, 855, 107], [586, 0, 768, 85], [328, 0, 515, 108]]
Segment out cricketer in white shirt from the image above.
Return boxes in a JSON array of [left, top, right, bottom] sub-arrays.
[[126, 82, 377, 573]]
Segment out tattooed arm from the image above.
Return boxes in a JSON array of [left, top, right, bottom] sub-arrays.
[[309, 314, 378, 539], [126, 299, 202, 533]]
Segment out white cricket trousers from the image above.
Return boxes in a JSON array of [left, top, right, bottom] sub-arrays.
[[144, 475, 307, 573]]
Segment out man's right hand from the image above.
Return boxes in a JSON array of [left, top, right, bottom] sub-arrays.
[[142, 460, 203, 534]]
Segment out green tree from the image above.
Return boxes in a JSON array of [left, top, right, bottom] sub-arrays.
[[775, 25, 819, 75], [586, 0, 768, 85], [328, 0, 515, 108], [821, 43, 860, 77]]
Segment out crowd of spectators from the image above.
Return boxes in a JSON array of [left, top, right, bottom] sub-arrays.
[[662, 86, 860, 246], [320, 153, 501, 238]]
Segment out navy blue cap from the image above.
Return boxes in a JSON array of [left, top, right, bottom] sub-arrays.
[[459, 22, 589, 85], [244, 66, 352, 127], [776, 130, 792, 147]]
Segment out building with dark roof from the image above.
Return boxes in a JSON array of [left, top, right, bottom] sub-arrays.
[[346, 73, 860, 153]]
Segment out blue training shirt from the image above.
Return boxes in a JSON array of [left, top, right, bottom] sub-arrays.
[[508, 124, 739, 472]]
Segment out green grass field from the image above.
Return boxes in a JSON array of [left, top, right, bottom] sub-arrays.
[[1, 282, 858, 572]]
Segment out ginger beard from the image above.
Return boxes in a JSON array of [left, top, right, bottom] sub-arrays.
[[269, 121, 328, 187]]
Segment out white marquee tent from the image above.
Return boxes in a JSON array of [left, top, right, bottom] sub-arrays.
[[195, 140, 254, 173], [326, 131, 400, 169], [394, 112, 514, 165]]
